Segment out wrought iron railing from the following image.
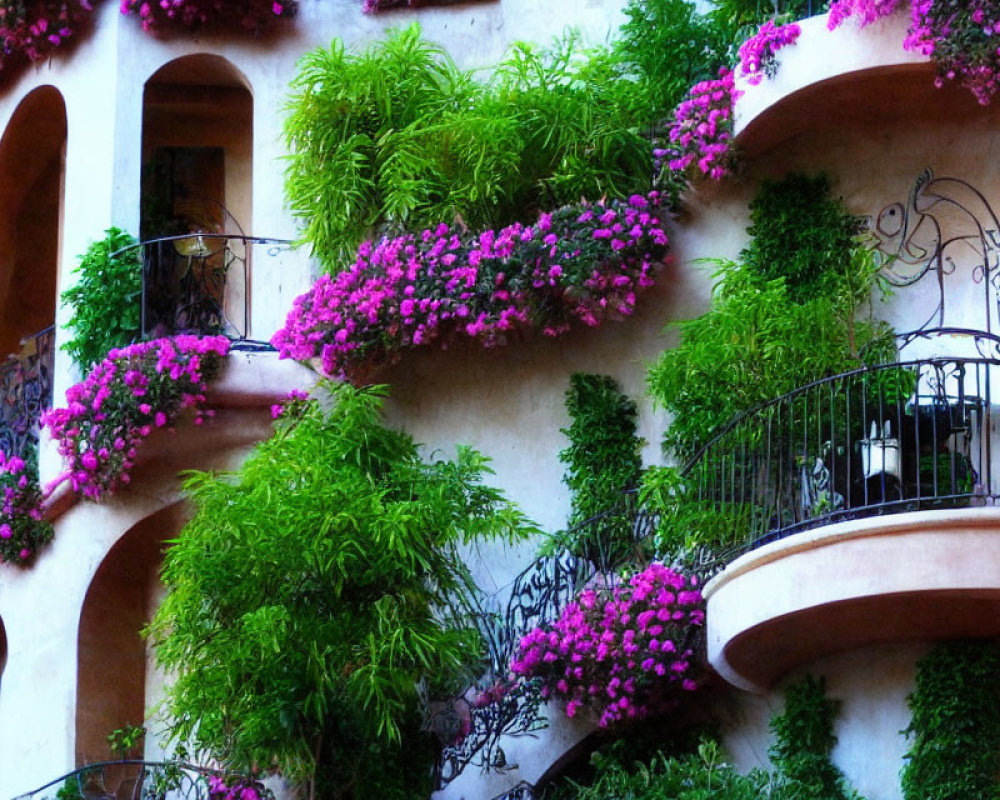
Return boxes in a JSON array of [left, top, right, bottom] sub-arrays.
[[0, 326, 54, 460], [114, 235, 292, 349], [11, 760, 249, 800], [432, 499, 658, 789], [681, 354, 1000, 556]]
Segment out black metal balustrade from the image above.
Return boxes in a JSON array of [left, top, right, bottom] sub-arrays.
[[115, 235, 291, 349], [682, 354, 1000, 556], [0, 326, 54, 460], [12, 760, 250, 800]]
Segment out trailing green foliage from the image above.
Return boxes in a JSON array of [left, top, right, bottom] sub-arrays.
[[557, 374, 643, 565], [770, 676, 862, 800], [648, 174, 889, 462], [148, 383, 537, 800], [901, 639, 1000, 800], [61, 228, 142, 372], [284, 24, 650, 269], [742, 173, 863, 303]]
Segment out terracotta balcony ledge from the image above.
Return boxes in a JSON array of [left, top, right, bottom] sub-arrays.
[[704, 506, 1000, 693]]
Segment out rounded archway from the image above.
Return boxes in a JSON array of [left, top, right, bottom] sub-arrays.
[[75, 503, 186, 765], [0, 85, 66, 356], [141, 55, 253, 238]]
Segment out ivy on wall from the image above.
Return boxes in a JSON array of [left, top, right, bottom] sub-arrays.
[[902, 639, 1000, 800]]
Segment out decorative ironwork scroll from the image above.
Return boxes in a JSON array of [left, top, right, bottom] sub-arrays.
[[112, 235, 292, 349], [873, 169, 1000, 344], [432, 499, 660, 790], [0, 326, 54, 460]]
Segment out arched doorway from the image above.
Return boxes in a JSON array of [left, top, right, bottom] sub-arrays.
[[75, 504, 186, 765]]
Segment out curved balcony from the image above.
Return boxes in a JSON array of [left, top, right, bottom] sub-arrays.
[[695, 351, 1000, 691], [115, 234, 292, 350], [732, 13, 988, 157]]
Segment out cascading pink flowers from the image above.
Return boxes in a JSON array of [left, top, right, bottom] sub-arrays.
[[0, 0, 96, 70], [42, 336, 230, 501], [665, 69, 742, 181], [0, 451, 52, 566], [828, 0, 1000, 104], [738, 20, 802, 86], [272, 195, 669, 381], [119, 0, 295, 33], [510, 563, 704, 728]]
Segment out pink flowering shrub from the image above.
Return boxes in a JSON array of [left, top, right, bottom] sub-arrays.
[[0, 0, 96, 71], [828, 0, 1000, 104], [510, 563, 704, 728], [42, 336, 230, 500], [272, 195, 669, 380], [738, 20, 802, 86], [119, 0, 295, 34], [0, 451, 52, 566], [665, 69, 742, 182]]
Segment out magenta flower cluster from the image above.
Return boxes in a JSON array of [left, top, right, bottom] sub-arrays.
[[827, 0, 902, 29], [42, 336, 230, 501], [0, 451, 52, 566], [510, 563, 704, 728], [0, 0, 95, 71], [828, 0, 1000, 104], [207, 775, 264, 800], [664, 69, 742, 181], [119, 0, 295, 33], [272, 195, 668, 381], [738, 20, 802, 86]]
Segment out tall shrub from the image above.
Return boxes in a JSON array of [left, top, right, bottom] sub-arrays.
[[148, 383, 536, 800]]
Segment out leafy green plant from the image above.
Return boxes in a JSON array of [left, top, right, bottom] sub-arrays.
[[615, 0, 734, 124], [61, 228, 142, 372], [284, 25, 650, 269], [148, 383, 537, 800], [741, 173, 863, 304], [107, 724, 145, 759], [902, 639, 1000, 800], [770, 676, 862, 800], [557, 374, 644, 565]]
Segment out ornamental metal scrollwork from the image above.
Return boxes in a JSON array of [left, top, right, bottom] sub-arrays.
[[873, 169, 1000, 339]]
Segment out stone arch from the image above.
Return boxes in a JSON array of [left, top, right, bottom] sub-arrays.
[[74, 502, 186, 765], [141, 54, 253, 237], [0, 85, 66, 355]]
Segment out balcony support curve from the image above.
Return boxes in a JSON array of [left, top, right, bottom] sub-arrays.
[[704, 506, 1000, 692]]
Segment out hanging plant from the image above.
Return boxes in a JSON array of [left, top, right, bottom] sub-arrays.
[[119, 0, 296, 35], [272, 194, 669, 381], [42, 335, 230, 501]]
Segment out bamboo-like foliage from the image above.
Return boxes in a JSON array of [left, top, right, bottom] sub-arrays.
[[148, 383, 537, 800], [284, 24, 651, 271]]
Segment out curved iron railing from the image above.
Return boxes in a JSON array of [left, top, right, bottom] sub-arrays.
[[10, 760, 256, 800], [681, 354, 1000, 556], [112, 235, 292, 350], [0, 325, 54, 460]]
